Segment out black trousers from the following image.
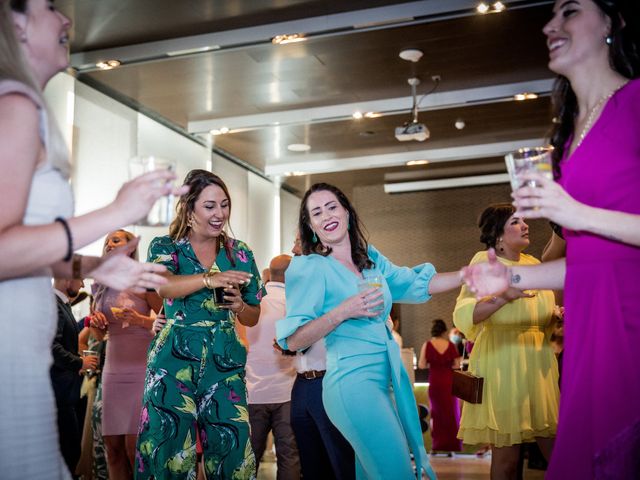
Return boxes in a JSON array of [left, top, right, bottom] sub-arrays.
[[290, 376, 355, 480], [56, 401, 81, 478]]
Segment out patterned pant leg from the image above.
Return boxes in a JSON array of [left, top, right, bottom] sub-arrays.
[[92, 379, 108, 480], [197, 327, 255, 480], [136, 327, 203, 480]]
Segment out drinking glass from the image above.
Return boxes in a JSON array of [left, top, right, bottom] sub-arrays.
[[357, 274, 384, 312], [214, 286, 234, 306], [128, 155, 176, 226], [110, 306, 129, 329], [504, 147, 553, 191], [82, 349, 99, 376]]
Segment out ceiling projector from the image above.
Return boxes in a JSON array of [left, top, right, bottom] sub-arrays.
[[395, 122, 430, 142]]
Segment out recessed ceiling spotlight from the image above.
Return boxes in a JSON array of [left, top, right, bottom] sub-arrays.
[[477, 2, 505, 14], [287, 143, 311, 152], [96, 59, 121, 70], [364, 112, 382, 118], [272, 33, 307, 45], [210, 127, 230, 136], [352, 111, 363, 119], [399, 48, 424, 63], [455, 119, 466, 130], [514, 92, 538, 101], [406, 160, 429, 166], [493, 1, 506, 12], [477, 2, 490, 14]]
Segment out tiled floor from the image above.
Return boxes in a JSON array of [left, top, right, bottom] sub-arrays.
[[257, 453, 547, 479]]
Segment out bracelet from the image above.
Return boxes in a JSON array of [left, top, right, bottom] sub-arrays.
[[203, 272, 215, 289], [55, 217, 73, 262], [237, 302, 247, 314], [72, 254, 83, 279]]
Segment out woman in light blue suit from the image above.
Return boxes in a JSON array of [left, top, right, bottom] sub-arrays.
[[276, 183, 465, 479]]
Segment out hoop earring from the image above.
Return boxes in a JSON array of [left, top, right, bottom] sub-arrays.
[[605, 35, 613, 45], [312, 231, 317, 243]]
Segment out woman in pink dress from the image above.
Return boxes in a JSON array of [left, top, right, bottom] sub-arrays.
[[463, 1, 640, 477], [418, 319, 462, 454], [90, 230, 162, 479]]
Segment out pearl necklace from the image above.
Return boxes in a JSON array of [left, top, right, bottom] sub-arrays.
[[575, 81, 628, 149]]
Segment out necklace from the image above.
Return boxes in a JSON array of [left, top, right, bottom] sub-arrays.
[[575, 81, 628, 149]]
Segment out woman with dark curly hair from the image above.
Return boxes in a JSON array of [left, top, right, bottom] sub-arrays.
[[454, 203, 558, 480], [277, 183, 467, 479], [418, 319, 462, 455], [136, 170, 265, 480]]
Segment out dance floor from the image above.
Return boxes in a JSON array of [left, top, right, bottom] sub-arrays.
[[257, 452, 547, 479]]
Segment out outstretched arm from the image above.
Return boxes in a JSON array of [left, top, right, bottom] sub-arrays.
[[0, 93, 185, 282], [462, 248, 566, 298], [428, 271, 464, 295]]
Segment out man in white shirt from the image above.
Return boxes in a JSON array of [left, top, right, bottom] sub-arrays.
[[288, 236, 355, 480], [246, 255, 300, 479]]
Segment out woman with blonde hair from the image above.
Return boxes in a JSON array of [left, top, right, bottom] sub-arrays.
[[0, 1, 183, 478], [136, 170, 265, 480], [89, 230, 162, 480]]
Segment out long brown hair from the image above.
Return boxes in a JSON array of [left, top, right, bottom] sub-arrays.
[[549, 0, 640, 178], [298, 183, 373, 272], [170, 169, 236, 266]]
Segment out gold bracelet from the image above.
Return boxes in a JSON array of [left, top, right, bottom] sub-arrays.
[[237, 302, 247, 314], [203, 272, 215, 289], [72, 254, 83, 279]]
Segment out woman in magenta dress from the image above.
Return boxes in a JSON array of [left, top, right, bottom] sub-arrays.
[[418, 319, 462, 454], [463, 1, 640, 478], [90, 230, 163, 479]]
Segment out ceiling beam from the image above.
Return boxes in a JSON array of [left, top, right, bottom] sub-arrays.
[[70, 0, 544, 71], [188, 79, 554, 133], [265, 137, 546, 176], [384, 173, 510, 193]]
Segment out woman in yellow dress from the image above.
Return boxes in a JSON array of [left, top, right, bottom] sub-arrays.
[[453, 203, 558, 480]]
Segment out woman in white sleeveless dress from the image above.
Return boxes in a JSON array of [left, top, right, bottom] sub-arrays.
[[0, 2, 186, 478]]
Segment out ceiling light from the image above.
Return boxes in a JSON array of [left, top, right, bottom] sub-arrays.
[[167, 45, 220, 57], [284, 171, 306, 176], [272, 33, 307, 45], [352, 111, 363, 119], [493, 2, 506, 12], [210, 127, 230, 136], [385, 173, 510, 193], [514, 92, 538, 101], [399, 48, 423, 63], [477, 3, 490, 14], [364, 112, 382, 118], [455, 119, 466, 130], [406, 160, 429, 166], [287, 143, 311, 152], [96, 59, 121, 70], [477, 2, 505, 14]]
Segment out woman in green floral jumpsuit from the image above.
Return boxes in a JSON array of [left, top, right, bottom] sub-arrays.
[[136, 170, 265, 480]]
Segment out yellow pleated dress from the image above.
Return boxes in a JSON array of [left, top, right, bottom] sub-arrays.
[[453, 251, 559, 447]]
